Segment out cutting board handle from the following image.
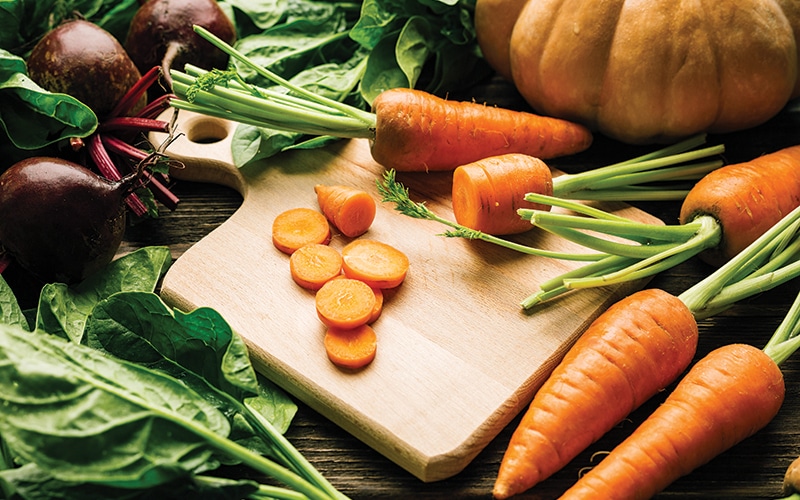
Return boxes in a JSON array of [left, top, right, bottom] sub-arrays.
[[152, 109, 246, 194]]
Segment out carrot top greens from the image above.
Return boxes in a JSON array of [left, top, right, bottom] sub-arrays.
[[378, 135, 724, 260]]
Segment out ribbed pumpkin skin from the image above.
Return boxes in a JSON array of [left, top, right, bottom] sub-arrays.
[[490, 0, 800, 144]]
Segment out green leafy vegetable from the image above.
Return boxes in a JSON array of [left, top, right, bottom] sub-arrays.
[[0, 49, 97, 152]]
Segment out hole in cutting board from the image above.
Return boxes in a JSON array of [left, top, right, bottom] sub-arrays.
[[185, 117, 230, 144]]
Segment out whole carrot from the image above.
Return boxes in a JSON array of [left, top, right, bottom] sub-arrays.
[[493, 205, 800, 499], [168, 27, 594, 172], [368, 88, 593, 171], [559, 343, 784, 500]]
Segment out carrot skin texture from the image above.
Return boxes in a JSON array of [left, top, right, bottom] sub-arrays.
[[560, 343, 785, 500], [452, 154, 553, 235], [679, 144, 800, 266], [314, 184, 377, 238], [324, 324, 378, 370], [370, 88, 593, 172], [493, 289, 699, 500]]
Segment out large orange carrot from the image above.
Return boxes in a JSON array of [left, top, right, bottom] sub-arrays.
[[170, 27, 594, 172], [368, 88, 593, 171], [452, 153, 553, 235], [493, 289, 699, 499], [493, 205, 800, 499], [558, 343, 785, 500]]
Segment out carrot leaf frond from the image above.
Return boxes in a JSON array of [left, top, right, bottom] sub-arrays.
[[551, 135, 725, 201]]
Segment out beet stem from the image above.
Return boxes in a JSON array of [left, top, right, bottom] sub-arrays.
[[100, 136, 180, 211], [87, 134, 148, 217], [136, 94, 176, 120], [98, 116, 171, 134], [109, 66, 162, 118]]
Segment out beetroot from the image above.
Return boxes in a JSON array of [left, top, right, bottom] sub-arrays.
[[0, 157, 139, 284], [27, 20, 146, 119], [125, 0, 236, 88]]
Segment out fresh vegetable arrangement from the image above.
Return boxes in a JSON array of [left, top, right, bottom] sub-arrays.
[[0, 247, 348, 500], [493, 205, 800, 498], [474, 0, 800, 144]]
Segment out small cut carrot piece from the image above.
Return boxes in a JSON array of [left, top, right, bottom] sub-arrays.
[[315, 277, 377, 329], [272, 207, 331, 255], [341, 239, 409, 289], [289, 243, 343, 290], [324, 323, 378, 370], [315, 184, 377, 238], [452, 153, 554, 235]]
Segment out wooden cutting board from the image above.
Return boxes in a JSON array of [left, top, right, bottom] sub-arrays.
[[150, 110, 662, 482]]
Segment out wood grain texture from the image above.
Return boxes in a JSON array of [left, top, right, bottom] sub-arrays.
[[149, 110, 661, 481]]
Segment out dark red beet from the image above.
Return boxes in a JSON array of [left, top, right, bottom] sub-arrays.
[[125, 0, 236, 87], [27, 20, 146, 119], [0, 157, 137, 284]]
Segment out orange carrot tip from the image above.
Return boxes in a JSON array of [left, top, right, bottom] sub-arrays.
[[315, 277, 377, 330], [172, 28, 594, 173], [314, 184, 377, 238], [272, 207, 331, 255], [289, 243, 343, 291], [452, 154, 553, 235], [324, 323, 378, 370], [341, 239, 409, 289]]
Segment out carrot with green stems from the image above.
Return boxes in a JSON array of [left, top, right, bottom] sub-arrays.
[[493, 204, 800, 499], [517, 144, 800, 307], [559, 284, 800, 499], [379, 134, 725, 251], [167, 26, 598, 171]]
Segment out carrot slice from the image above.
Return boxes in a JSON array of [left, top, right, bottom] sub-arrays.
[[324, 323, 378, 370], [289, 243, 343, 290], [314, 184, 377, 238], [272, 207, 331, 255], [341, 239, 409, 289], [315, 277, 377, 329], [331, 274, 384, 323]]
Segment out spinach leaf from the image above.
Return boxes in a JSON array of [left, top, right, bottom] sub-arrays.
[[0, 323, 229, 488], [35, 246, 171, 343], [83, 292, 299, 456], [0, 49, 97, 151], [0, 463, 260, 500], [0, 275, 27, 331]]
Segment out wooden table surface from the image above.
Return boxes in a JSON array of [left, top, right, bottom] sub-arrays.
[[116, 80, 800, 499]]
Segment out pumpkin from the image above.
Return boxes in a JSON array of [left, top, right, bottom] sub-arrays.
[[475, 0, 800, 144]]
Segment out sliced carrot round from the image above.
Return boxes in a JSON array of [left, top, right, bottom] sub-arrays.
[[289, 243, 343, 290], [341, 239, 409, 289], [272, 207, 331, 255], [315, 277, 377, 329], [324, 323, 377, 370]]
